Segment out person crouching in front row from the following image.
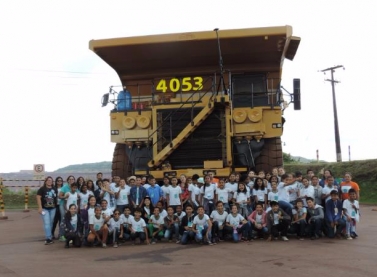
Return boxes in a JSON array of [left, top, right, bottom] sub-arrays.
[[267, 200, 290, 241]]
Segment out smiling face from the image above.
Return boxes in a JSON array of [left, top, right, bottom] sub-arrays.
[[69, 204, 77, 215]]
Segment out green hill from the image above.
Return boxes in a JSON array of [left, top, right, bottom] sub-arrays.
[[54, 161, 111, 173]]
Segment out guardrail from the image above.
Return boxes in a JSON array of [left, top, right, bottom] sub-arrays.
[[0, 178, 42, 220]]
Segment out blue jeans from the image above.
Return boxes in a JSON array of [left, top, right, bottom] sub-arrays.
[[250, 223, 268, 237], [181, 230, 195, 244], [231, 224, 250, 242], [41, 208, 56, 240], [164, 222, 180, 240], [59, 202, 66, 237], [195, 225, 211, 242], [325, 218, 346, 238], [278, 201, 293, 216]]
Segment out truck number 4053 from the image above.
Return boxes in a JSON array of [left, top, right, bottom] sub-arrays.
[[156, 77, 203, 93]]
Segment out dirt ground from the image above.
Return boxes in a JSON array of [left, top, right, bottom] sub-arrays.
[[0, 206, 376, 277]]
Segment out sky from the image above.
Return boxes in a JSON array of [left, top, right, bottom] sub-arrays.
[[1, 0, 376, 173]]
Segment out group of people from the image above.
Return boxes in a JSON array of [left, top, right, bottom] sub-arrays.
[[36, 168, 361, 248]]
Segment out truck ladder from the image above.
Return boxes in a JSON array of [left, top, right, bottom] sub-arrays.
[[148, 100, 215, 168]]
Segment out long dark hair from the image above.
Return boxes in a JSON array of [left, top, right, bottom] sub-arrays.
[[254, 177, 265, 190], [237, 182, 247, 193], [54, 176, 63, 189], [65, 204, 77, 221]]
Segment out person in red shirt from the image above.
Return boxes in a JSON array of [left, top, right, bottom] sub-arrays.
[[340, 172, 360, 201]]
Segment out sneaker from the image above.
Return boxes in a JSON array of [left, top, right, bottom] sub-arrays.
[[310, 236, 316, 240], [59, 236, 66, 242], [274, 237, 278, 241], [113, 243, 118, 248], [102, 243, 107, 248], [351, 232, 358, 238], [346, 235, 353, 240], [45, 239, 54, 245], [207, 242, 214, 246], [151, 239, 156, 245], [281, 236, 289, 241], [176, 240, 180, 244], [299, 237, 304, 241]]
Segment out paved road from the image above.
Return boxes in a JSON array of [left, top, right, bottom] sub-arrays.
[[0, 206, 376, 277]]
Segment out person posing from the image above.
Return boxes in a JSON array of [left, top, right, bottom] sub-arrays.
[[120, 205, 134, 242], [64, 182, 79, 213], [319, 169, 339, 188], [193, 206, 213, 245], [107, 209, 124, 247], [325, 190, 346, 239], [99, 178, 116, 211], [76, 176, 85, 191], [58, 176, 75, 241], [276, 174, 293, 216], [225, 205, 250, 243], [62, 204, 83, 248], [180, 205, 196, 245], [216, 179, 231, 212], [129, 176, 148, 209], [210, 201, 228, 242], [146, 175, 163, 206], [233, 182, 250, 217], [164, 206, 180, 243], [311, 176, 323, 207], [188, 174, 201, 210], [298, 177, 314, 207], [37, 176, 58, 245], [201, 175, 217, 215], [266, 201, 291, 241], [81, 195, 97, 244], [129, 208, 149, 245], [87, 206, 109, 248], [180, 175, 191, 209], [267, 180, 279, 210], [148, 207, 165, 244], [340, 173, 360, 201], [306, 197, 324, 240], [78, 184, 93, 211], [161, 177, 171, 209], [291, 199, 307, 240], [51, 176, 64, 240], [342, 188, 360, 239], [166, 177, 182, 212], [322, 176, 338, 204], [253, 177, 268, 209], [141, 196, 154, 223], [286, 173, 300, 206], [115, 178, 130, 212], [225, 173, 238, 207], [248, 203, 268, 240]]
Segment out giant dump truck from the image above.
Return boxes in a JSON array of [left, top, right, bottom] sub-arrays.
[[89, 25, 301, 180]]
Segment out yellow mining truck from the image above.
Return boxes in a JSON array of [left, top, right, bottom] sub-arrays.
[[89, 25, 301, 180]]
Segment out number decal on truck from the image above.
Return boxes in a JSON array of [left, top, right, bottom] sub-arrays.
[[156, 77, 203, 93]]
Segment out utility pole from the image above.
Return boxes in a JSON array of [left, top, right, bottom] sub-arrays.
[[321, 65, 344, 162]]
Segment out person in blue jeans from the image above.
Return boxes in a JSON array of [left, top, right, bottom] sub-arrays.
[[325, 190, 346, 238], [192, 206, 213, 245], [225, 204, 250, 242], [180, 205, 196, 245], [36, 176, 58, 245]]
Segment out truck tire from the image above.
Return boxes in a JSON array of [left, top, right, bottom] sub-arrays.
[[254, 137, 283, 173], [111, 143, 132, 179]]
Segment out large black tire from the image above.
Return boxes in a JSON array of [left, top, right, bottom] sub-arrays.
[[254, 137, 283, 173], [111, 143, 132, 179]]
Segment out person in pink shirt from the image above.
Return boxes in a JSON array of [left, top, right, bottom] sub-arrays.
[[248, 203, 268, 239]]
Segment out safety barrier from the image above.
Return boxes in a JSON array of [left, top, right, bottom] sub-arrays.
[[0, 178, 42, 219]]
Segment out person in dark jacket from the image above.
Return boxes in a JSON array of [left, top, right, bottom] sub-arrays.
[[325, 190, 346, 238], [306, 197, 324, 240], [63, 204, 83, 248], [267, 200, 291, 241]]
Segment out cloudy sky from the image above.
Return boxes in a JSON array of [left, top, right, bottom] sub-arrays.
[[0, 0, 376, 173]]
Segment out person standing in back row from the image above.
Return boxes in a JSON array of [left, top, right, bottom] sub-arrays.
[[340, 173, 360, 201]]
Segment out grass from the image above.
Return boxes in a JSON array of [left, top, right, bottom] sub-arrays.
[[0, 189, 38, 210]]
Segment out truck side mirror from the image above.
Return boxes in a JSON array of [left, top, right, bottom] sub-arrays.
[[293, 78, 301, 110]]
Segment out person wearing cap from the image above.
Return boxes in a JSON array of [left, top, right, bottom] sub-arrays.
[[127, 176, 137, 187], [325, 190, 346, 238]]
